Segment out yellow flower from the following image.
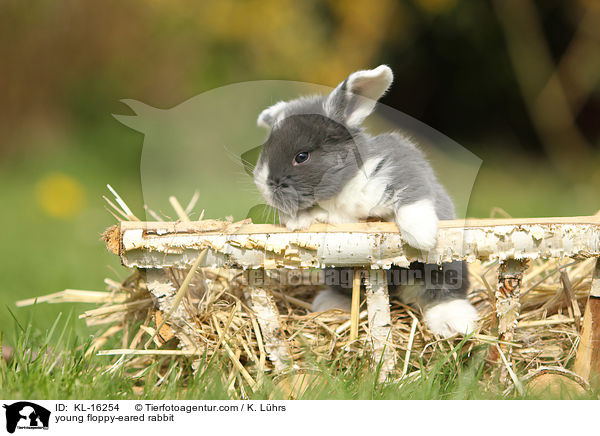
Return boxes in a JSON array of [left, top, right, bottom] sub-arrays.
[[35, 173, 86, 219]]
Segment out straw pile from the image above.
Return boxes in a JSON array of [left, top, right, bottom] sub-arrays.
[[18, 189, 596, 396]]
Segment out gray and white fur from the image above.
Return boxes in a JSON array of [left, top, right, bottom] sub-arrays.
[[253, 65, 478, 338]]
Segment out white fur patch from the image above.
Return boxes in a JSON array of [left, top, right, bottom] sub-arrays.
[[253, 162, 271, 204], [318, 158, 394, 223], [311, 288, 351, 312], [424, 299, 479, 339], [257, 101, 288, 128], [396, 198, 438, 251]]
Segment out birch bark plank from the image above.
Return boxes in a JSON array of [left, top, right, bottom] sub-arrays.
[[113, 218, 600, 269], [365, 270, 396, 382]]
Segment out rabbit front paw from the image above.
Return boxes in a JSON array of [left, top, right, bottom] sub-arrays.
[[284, 216, 315, 230], [396, 199, 439, 251], [282, 208, 328, 230]]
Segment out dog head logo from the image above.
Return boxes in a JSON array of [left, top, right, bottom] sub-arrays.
[[3, 402, 50, 433], [113, 80, 480, 229]]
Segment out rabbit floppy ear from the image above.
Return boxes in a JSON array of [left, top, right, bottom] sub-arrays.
[[257, 101, 288, 128], [325, 65, 393, 127]]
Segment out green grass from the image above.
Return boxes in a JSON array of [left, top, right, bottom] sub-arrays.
[[2, 312, 598, 400]]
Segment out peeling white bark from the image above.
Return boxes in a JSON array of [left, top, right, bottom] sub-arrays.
[[114, 218, 600, 269], [496, 259, 528, 339], [248, 287, 292, 373], [365, 270, 396, 381], [144, 269, 201, 354]]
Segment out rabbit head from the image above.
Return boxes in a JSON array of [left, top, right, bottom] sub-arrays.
[[253, 65, 393, 217]]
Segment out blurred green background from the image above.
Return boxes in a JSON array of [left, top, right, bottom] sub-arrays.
[[1, 0, 599, 342]]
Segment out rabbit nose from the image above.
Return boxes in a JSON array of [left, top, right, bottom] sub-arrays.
[[270, 178, 289, 189]]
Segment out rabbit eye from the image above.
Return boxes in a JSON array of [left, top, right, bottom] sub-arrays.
[[293, 152, 310, 165]]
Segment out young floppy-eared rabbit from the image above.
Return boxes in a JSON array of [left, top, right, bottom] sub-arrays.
[[253, 65, 478, 338]]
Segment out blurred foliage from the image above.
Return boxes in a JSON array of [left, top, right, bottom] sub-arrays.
[[1, 0, 598, 164], [0, 0, 401, 147]]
